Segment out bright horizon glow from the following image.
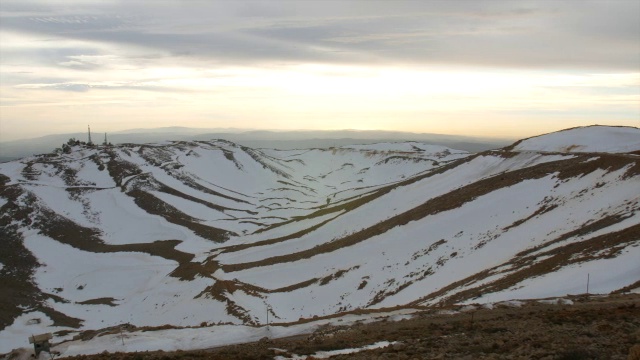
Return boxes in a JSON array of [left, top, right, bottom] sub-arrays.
[[1, 1, 639, 142], [2, 63, 637, 141]]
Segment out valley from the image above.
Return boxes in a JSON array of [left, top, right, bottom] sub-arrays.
[[0, 125, 639, 357]]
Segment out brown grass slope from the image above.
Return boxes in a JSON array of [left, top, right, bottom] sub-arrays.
[[0, 179, 83, 330], [56, 294, 640, 360]]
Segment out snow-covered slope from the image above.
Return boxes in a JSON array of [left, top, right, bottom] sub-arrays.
[[511, 125, 640, 153], [1, 126, 639, 355]]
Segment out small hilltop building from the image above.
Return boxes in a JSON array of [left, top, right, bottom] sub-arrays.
[[28, 333, 52, 356]]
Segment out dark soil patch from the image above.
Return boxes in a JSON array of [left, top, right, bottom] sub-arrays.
[[127, 189, 234, 243], [76, 298, 118, 307], [0, 184, 82, 330]]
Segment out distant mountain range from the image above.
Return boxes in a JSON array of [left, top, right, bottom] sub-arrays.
[[0, 125, 638, 356], [0, 128, 512, 162]]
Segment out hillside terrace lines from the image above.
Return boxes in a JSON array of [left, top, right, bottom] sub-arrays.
[[277, 180, 317, 194], [240, 146, 294, 179], [32, 205, 194, 265], [193, 267, 365, 324], [259, 197, 303, 206], [172, 175, 254, 207], [210, 264, 363, 298], [248, 188, 386, 235], [0, 184, 194, 329], [317, 163, 356, 179], [219, 152, 639, 274], [219, 156, 493, 270], [421, 199, 640, 305], [134, 141, 316, 207], [552, 152, 640, 181], [218, 151, 523, 256], [323, 171, 430, 201], [151, 181, 253, 215], [374, 155, 439, 166], [191, 140, 247, 171], [144, 144, 257, 204], [514, 212, 639, 259], [415, 222, 640, 307], [244, 153, 476, 236], [8, 149, 256, 239], [127, 189, 235, 242], [263, 146, 455, 191], [214, 152, 639, 310], [212, 155, 477, 251], [202, 156, 475, 276], [160, 168, 254, 205], [215, 215, 343, 256], [267, 187, 314, 198], [24, 191, 227, 284]]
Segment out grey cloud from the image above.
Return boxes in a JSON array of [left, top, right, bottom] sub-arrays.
[[58, 60, 103, 70], [1, 0, 638, 70], [0, 46, 104, 71], [14, 83, 91, 92], [2, 13, 135, 34], [52, 83, 91, 92], [16, 82, 183, 93]]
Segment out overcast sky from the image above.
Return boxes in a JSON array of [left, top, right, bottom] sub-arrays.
[[1, 0, 638, 142]]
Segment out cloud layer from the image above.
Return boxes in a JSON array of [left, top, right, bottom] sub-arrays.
[[3, 0, 639, 69]]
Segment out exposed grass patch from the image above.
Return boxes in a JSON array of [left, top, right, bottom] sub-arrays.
[[77, 297, 119, 307]]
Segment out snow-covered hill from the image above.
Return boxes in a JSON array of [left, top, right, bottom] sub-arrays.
[[1, 126, 639, 355], [510, 125, 640, 153]]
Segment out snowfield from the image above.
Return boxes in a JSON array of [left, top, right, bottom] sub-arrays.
[[0, 125, 639, 356]]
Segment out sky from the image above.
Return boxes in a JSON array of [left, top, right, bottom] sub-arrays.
[[0, 0, 639, 142]]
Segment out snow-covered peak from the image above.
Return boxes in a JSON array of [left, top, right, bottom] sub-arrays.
[[511, 126, 640, 153]]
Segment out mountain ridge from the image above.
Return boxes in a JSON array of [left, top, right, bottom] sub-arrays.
[[0, 128, 510, 162]]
